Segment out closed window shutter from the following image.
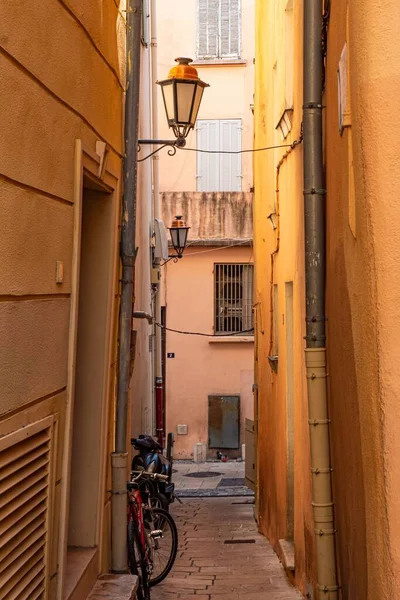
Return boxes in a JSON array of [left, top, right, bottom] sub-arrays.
[[197, 0, 219, 58], [197, 120, 220, 192], [220, 0, 240, 57], [220, 119, 242, 191], [242, 265, 254, 330]]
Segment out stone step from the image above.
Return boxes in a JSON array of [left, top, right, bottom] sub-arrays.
[[87, 574, 138, 599]]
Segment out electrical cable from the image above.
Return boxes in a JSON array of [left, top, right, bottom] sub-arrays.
[[177, 142, 294, 155], [155, 322, 254, 337], [181, 239, 253, 257]]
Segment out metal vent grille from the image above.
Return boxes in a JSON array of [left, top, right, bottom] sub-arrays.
[[0, 418, 54, 599], [214, 263, 254, 334]]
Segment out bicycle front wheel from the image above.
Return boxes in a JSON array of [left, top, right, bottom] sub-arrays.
[[127, 519, 150, 600], [147, 508, 178, 586]]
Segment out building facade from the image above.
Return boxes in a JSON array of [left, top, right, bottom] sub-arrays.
[[0, 2, 135, 598], [162, 192, 254, 459], [254, 0, 400, 598], [156, 0, 255, 459]]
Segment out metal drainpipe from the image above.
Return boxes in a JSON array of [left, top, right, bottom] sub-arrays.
[[111, 0, 141, 574], [303, 1, 339, 598], [150, 0, 165, 448]]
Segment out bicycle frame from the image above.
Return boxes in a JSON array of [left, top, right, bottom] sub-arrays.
[[128, 486, 148, 558]]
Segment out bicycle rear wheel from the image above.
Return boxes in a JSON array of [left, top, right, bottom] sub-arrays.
[[127, 519, 150, 600], [147, 508, 178, 586]]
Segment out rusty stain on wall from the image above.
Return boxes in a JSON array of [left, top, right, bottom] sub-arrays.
[[162, 192, 253, 242]]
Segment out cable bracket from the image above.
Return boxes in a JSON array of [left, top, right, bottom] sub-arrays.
[[303, 187, 327, 195], [314, 528, 336, 536], [311, 467, 333, 474], [317, 585, 340, 592], [303, 102, 324, 109], [308, 418, 331, 426]]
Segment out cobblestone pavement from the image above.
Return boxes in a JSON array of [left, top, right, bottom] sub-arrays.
[[151, 498, 303, 600]]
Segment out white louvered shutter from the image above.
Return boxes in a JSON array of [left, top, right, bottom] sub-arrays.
[[220, 0, 241, 58], [220, 119, 242, 191], [242, 265, 254, 330], [197, 0, 219, 58], [0, 417, 55, 600], [197, 120, 220, 192]]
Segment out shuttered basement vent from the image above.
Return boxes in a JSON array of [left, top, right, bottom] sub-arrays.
[[0, 417, 54, 600]]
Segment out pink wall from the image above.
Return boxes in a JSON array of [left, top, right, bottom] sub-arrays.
[[163, 246, 254, 459]]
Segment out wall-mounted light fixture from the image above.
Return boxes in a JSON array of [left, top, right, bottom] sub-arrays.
[[168, 215, 190, 259], [138, 58, 209, 159]]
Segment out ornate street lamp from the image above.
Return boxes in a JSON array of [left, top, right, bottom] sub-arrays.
[[157, 58, 209, 144], [168, 216, 190, 259], [138, 57, 209, 157]]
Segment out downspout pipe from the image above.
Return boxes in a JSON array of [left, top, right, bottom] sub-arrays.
[[303, 1, 339, 598], [150, 0, 165, 448], [111, 0, 142, 574]]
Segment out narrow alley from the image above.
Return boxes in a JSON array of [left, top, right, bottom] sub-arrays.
[[152, 497, 302, 600]]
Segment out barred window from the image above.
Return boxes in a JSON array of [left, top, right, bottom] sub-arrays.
[[214, 264, 254, 335], [197, 0, 241, 60]]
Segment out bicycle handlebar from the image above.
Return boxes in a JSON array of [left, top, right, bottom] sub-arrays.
[[130, 470, 169, 483]]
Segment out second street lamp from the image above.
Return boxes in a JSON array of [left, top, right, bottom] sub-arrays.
[[168, 216, 190, 259]]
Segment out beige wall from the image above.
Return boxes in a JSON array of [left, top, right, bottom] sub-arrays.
[[156, 0, 255, 192], [0, 1, 125, 597], [163, 246, 254, 459]]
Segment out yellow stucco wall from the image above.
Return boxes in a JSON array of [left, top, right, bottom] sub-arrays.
[[0, 2, 125, 597], [255, 0, 400, 598], [253, 0, 315, 594]]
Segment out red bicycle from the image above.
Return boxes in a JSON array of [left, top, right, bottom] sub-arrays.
[[127, 471, 178, 600]]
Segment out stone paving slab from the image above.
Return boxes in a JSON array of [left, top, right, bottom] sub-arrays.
[[87, 574, 138, 599], [151, 498, 304, 600], [173, 460, 254, 497]]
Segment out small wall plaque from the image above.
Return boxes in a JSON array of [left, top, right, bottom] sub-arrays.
[[167, 352, 175, 358]]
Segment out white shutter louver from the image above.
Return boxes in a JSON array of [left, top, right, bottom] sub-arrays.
[[197, 120, 220, 192], [197, 0, 240, 59], [220, 0, 240, 58], [197, 0, 219, 58], [242, 265, 254, 331], [220, 119, 242, 191], [0, 417, 55, 600], [197, 120, 242, 192]]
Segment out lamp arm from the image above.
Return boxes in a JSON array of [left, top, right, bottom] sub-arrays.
[[137, 137, 186, 162]]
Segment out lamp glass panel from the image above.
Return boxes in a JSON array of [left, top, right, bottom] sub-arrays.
[[170, 227, 189, 251], [161, 81, 175, 123], [176, 81, 196, 125], [170, 228, 179, 250], [190, 84, 204, 126]]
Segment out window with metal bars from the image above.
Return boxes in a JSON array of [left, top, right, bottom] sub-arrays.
[[214, 263, 254, 334], [197, 0, 241, 60]]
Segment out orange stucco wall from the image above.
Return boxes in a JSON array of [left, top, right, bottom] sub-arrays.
[[0, 2, 125, 596], [164, 246, 254, 459], [325, 1, 400, 597], [255, 0, 400, 598]]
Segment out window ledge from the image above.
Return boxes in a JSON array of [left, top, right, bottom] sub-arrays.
[[192, 59, 247, 67], [208, 336, 254, 343]]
